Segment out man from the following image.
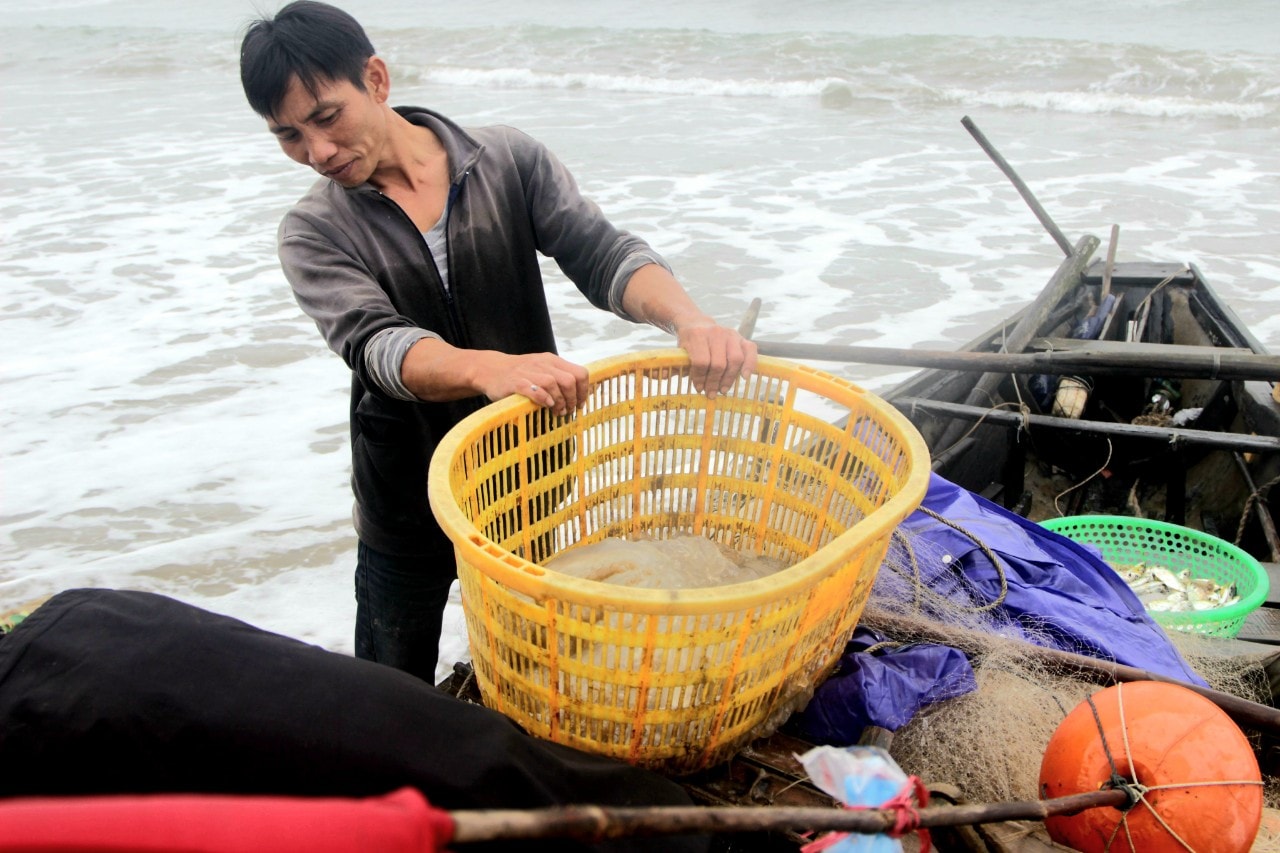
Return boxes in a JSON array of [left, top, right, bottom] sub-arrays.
[[239, 1, 757, 682]]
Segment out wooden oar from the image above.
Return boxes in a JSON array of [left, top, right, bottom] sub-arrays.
[[449, 789, 1127, 844], [962, 116, 1074, 257], [754, 339, 1280, 382]]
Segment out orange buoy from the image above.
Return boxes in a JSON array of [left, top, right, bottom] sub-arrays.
[[1039, 681, 1262, 852]]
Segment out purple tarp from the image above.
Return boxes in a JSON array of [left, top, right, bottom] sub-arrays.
[[795, 474, 1206, 744]]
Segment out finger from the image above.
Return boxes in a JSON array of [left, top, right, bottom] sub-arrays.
[[719, 335, 757, 391], [739, 338, 759, 381], [557, 363, 589, 413], [683, 336, 714, 397], [574, 365, 591, 410], [523, 381, 549, 407], [547, 377, 574, 416], [702, 348, 731, 396]]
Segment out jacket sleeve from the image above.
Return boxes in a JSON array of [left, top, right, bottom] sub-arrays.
[[506, 129, 671, 319], [277, 198, 427, 392]]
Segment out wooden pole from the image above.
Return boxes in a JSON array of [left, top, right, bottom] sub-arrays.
[[859, 607, 1280, 735], [753, 340, 1280, 382], [1101, 224, 1119, 301], [449, 789, 1127, 843], [737, 297, 763, 339], [961, 116, 1074, 257]]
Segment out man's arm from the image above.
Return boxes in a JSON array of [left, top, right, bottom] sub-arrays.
[[397, 259, 757, 410], [620, 263, 758, 399], [399, 337, 590, 417]]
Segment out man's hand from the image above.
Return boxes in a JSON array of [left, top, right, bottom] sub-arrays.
[[619, 263, 758, 400], [475, 351, 591, 416], [402, 340, 589, 416], [675, 319, 758, 400]]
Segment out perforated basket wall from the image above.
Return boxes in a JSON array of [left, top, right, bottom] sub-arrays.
[[1041, 515, 1269, 638], [428, 350, 929, 773]]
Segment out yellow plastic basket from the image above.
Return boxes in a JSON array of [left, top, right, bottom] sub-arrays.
[[428, 350, 930, 773]]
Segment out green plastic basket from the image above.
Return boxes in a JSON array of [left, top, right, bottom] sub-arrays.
[[1040, 515, 1269, 638]]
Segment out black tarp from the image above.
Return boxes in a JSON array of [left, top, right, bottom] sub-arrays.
[[0, 588, 707, 853]]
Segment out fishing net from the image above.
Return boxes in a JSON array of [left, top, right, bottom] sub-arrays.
[[867, 522, 1280, 817]]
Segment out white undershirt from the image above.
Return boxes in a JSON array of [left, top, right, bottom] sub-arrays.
[[361, 205, 451, 401]]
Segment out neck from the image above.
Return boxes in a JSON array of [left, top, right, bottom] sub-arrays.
[[368, 109, 445, 194]]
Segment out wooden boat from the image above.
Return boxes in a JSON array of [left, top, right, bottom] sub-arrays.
[[880, 245, 1280, 564], [758, 236, 1280, 644]]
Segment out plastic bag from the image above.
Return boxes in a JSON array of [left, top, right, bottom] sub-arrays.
[[797, 746, 912, 853]]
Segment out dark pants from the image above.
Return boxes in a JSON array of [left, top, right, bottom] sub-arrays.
[[355, 539, 457, 683]]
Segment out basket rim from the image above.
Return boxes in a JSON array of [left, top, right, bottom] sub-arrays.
[[1040, 513, 1270, 625], [428, 349, 932, 611]]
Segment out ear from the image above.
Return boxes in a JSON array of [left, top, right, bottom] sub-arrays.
[[364, 56, 390, 102]]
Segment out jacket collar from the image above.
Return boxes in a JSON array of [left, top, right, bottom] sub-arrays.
[[342, 106, 484, 197]]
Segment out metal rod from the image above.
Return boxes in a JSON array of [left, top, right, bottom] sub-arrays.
[[891, 395, 1280, 455], [961, 115, 1074, 256]]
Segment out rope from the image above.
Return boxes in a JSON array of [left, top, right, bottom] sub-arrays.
[[1051, 438, 1114, 517], [800, 775, 932, 853], [1083, 693, 1139, 809], [1234, 472, 1280, 550], [889, 529, 926, 615], [886, 509, 1010, 614], [860, 641, 905, 656], [932, 400, 1031, 463]]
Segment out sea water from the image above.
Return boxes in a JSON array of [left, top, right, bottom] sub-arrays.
[[3, 0, 1278, 679]]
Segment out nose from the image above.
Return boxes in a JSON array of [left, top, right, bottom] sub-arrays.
[[305, 132, 338, 170]]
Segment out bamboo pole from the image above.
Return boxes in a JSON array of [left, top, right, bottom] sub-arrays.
[[859, 607, 1280, 735], [933, 234, 1100, 451], [753, 340, 1280, 382], [449, 789, 1127, 843], [1101, 224, 1119, 301]]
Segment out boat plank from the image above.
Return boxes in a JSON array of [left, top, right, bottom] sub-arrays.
[[1264, 562, 1280, 606], [1238, 605, 1280, 645]]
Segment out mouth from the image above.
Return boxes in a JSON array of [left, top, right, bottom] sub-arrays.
[[322, 159, 357, 180]]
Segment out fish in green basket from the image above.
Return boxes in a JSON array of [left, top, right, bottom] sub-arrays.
[[1112, 563, 1240, 612]]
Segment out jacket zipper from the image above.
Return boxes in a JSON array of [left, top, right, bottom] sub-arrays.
[[374, 186, 468, 347]]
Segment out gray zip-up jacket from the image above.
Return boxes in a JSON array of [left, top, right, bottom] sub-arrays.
[[278, 107, 669, 557]]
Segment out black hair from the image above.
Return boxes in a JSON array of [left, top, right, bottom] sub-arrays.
[[240, 1, 376, 119]]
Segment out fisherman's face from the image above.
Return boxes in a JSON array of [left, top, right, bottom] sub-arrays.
[[267, 58, 389, 188]]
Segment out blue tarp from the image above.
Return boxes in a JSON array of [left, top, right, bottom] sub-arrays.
[[795, 627, 976, 746], [795, 474, 1207, 744]]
